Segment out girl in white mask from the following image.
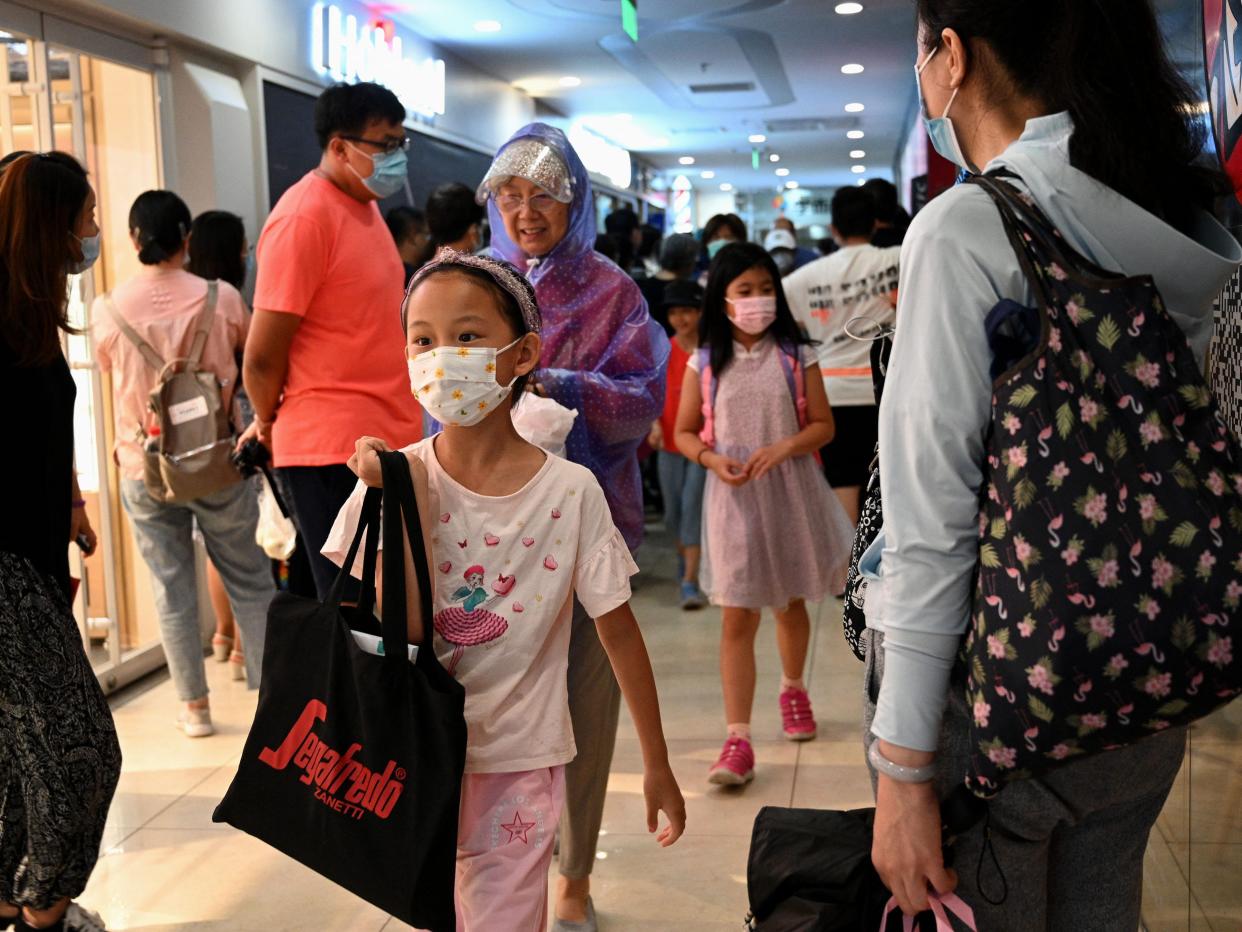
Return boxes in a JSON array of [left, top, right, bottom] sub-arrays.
[[674, 242, 854, 787], [323, 250, 684, 932]]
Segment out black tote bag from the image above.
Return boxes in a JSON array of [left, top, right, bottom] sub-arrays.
[[213, 452, 467, 930]]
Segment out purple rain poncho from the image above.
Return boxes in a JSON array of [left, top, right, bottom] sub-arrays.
[[487, 123, 668, 550]]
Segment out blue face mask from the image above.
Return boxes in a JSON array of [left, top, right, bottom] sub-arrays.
[[915, 47, 977, 174], [347, 142, 408, 199], [706, 238, 732, 260], [70, 232, 101, 274], [244, 250, 256, 280]]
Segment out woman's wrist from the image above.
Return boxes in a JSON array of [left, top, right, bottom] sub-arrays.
[[696, 447, 712, 467]]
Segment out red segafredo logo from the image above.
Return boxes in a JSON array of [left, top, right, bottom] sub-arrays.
[[258, 699, 406, 821]]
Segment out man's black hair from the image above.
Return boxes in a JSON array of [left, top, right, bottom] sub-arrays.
[[313, 82, 406, 150], [831, 187, 877, 240]]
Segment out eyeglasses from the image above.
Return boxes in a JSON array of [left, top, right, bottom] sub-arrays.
[[494, 192, 559, 213], [341, 134, 411, 155]]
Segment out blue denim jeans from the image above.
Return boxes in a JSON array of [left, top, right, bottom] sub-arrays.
[[121, 478, 272, 701], [656, 450, 706, 548]]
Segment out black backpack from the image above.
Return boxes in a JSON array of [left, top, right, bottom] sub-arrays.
[[960, 171, 1242, 796]]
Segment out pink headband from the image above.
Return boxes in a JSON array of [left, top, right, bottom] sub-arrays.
[[405, 248, 542, 334]]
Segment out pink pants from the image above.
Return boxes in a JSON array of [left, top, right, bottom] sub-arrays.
[[448, 765, 566, 932]]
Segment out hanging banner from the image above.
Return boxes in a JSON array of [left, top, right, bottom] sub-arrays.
[[1205, 0, 1242, 202]]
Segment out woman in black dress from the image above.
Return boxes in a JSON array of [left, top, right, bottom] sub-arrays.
[[0, 152, 121, 932]]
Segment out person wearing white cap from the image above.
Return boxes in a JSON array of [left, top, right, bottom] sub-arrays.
[[764, 227, 800, 276]]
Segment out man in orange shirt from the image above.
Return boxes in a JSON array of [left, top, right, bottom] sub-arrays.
[[240, 82, 421, 598]]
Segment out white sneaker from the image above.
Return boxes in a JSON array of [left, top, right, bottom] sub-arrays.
[[176, 704, 214, 738], [63, 903, 108, 932]]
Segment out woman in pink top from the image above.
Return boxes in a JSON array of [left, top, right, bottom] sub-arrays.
[[93, 190, 275, 739]]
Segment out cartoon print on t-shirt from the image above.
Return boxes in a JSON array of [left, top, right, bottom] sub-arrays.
[[435, 564, 510, 675]]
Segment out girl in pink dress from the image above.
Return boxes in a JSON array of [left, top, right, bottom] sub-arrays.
[[675, 242, 853, 786]]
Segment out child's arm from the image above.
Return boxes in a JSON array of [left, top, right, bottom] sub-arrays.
[[595, 602, 687, 847], [746, 367, 835, 481], [348, 437, 433, 644], [673, 363, 748, 487]]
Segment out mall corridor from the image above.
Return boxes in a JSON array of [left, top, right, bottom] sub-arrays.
[[5, 0, 1242, 930]]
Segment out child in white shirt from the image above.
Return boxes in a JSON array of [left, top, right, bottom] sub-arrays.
[[323, 250, 684, 931]]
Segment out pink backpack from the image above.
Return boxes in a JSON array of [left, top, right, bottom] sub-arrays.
[[697, 344, 812, 452]]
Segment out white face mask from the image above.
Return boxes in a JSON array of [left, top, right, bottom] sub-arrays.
[[408, 338, 523, 427]]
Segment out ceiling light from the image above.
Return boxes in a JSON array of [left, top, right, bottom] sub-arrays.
[[845, 102, 865, 113], [679, 156, 695, 165], [785, 180, 800, 189], [720, 182, 734, 192], [769, 153, 780, 163], [841, 63, 865, 75], [852, 165, 867, 174], [850, 149, 866, 158], [857, 178, 866, 186], [847, 130, 865, 140], [473, 19, 502, 32], [558, 76, 582, 87], [701, 170, 715, 179], [775, 167, 790, 177], [748, 133, 767, 144], [835, 2, 864, 13]]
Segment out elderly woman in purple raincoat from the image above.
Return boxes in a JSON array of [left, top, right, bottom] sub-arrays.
[[475, 123, 668, 931]]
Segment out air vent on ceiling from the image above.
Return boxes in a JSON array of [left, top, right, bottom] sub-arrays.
[[689, 81, 757, 94], [764, 116, 861, 133]]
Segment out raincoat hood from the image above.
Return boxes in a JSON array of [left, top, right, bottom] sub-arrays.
[[487, 123, 599, 270]]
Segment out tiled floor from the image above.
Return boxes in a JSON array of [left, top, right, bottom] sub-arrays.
[[77, 527, 1242, 931]]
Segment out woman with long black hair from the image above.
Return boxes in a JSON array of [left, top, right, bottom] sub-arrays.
[[0, 151, 119, 932], [864, 1, 1242, 927]]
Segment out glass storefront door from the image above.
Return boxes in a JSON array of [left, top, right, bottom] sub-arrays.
[[1, 25, 169, 693]]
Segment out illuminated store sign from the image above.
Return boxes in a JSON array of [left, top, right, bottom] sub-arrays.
[[311, 3, 446, 117], [569, 123, 633, 190]]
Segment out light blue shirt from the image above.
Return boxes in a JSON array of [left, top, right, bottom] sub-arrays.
[[868, 112, 1242, 752]]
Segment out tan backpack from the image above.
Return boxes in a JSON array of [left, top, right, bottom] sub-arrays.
[[105, 281, 241, 503]]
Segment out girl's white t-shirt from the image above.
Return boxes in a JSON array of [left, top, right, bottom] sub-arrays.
[[322, 438, 637, 774]]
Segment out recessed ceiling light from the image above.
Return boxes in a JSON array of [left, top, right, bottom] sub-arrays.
[[852, 165, 867, 174], [769, 153, 780, 163], [841, 63, 865, 75], [775, 167, 790, 177], [847, 130, 865, 140], [473, 19, 502, 32], [835, 2, 864, 13], [748, 133, 767, 144], [850, 149, 866, 159], [785, 180, 800, 189], [845, 102, 865, 113], [558, 76, 582, 87], [701, 170, 716, 179], [679, 156, 696, 165], [720, 182, 734, 192], [856, 178, 867, 186]]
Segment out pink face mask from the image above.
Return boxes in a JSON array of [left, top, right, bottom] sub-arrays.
[[727, 295, 777, 335]]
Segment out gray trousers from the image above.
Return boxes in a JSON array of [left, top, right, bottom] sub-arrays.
[[121, 478, 272, 701], [861, 629, 1185, 932], [559, 599, 622, 879]]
